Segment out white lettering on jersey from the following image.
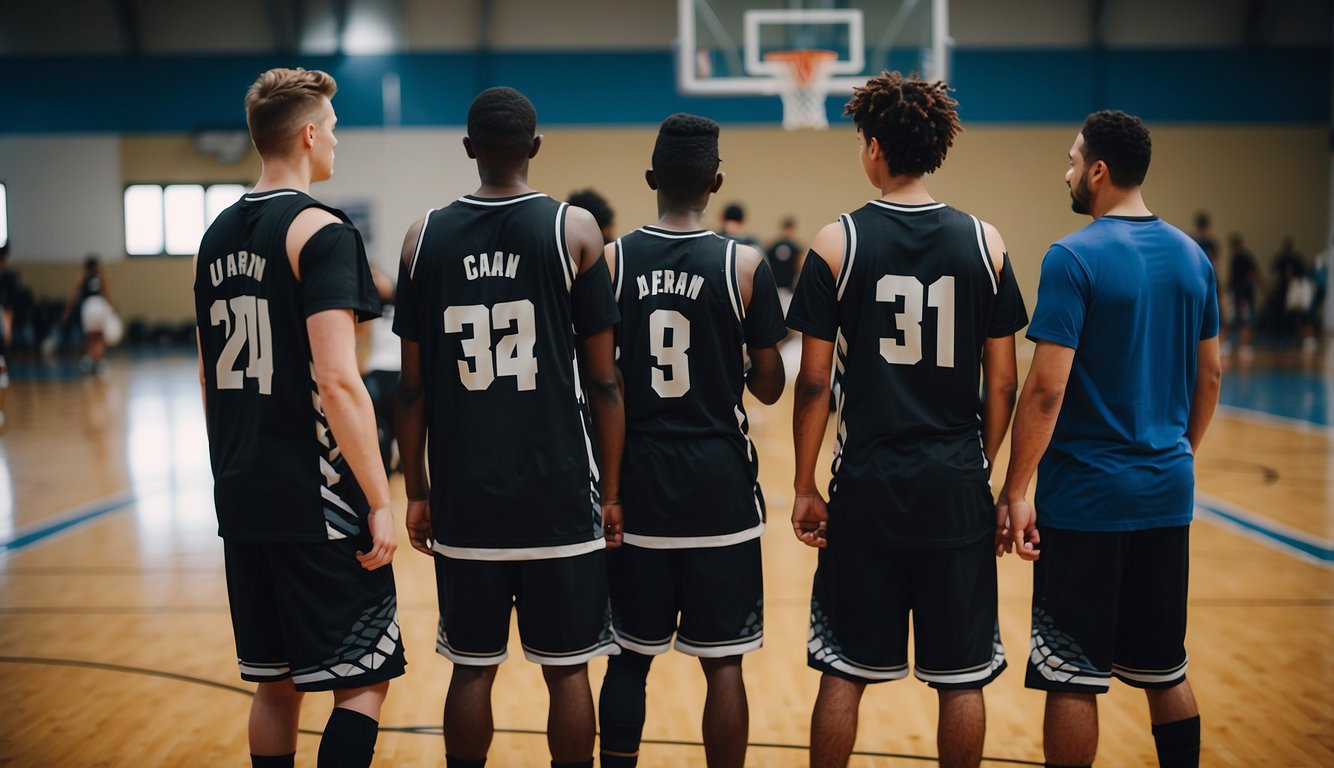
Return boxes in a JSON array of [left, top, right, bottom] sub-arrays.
[[464, 251, 522, 281], [209, 251, 268, 287], [635, 270, 706, 301]]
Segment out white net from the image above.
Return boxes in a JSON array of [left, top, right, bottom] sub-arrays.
[[767, 50, 837, 130]]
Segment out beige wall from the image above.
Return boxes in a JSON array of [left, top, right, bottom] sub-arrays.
[[13, 124, 1327, 326]]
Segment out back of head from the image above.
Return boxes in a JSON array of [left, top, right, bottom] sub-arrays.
[[568, 189, 615, 230], [467, 86, 537, 167], [723, 203, 745, 223], [245, 67, 337, 159], [651, 113, 721, 202], [1079, 110, 1152, 188], [84, 254, 99, 271], [1194, 211, 1211, 230], [844, 71, 961, 176]]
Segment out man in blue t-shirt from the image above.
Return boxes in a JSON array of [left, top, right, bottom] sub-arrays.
[[997, 110, 1222, 768]]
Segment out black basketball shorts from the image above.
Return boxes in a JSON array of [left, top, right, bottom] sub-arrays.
[[607, 537, 763, 657], [434, 551, 616, 666], [223, 536, 406, 692], [1026, 525, 1191, 694], [807, 533, 1006, 689]]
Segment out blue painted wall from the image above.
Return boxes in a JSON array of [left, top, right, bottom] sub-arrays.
[[1, 47, 1327, 133]]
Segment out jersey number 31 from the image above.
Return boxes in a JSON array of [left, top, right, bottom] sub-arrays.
[[877, 274, 955, 368]]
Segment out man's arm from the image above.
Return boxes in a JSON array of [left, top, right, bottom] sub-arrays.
[[569, 207, 625, 547], [1187, 336, 1222, 453], [979, 222, 1019, 468], [790, 222, 844, 548], [293, 207, 395, 570], [735, 243, 785, 404], [393, 219, 432, 556], [996, 340, 1075, 560]]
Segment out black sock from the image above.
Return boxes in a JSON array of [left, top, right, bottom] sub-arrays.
[[445, 757, 486, 768], [251, 754, 295, 768], [598, 650, 652, 763], [552, 761, 593, 768], [1152, 715, 1201, 768], [317, 707, 379, 768]]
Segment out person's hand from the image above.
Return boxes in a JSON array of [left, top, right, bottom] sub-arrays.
[[998, 496, 1040, 561], [791, 492, 829, 549], [356, 506, 398, 570], [404, 499, 434, 556], [602, 499, 623, 549]]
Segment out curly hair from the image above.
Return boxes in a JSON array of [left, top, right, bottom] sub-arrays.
[[651, 113, 721, 201], [568, 188, 614, 231], [1079, 110, 1151, 187], [843, 71, 961, 177], [245, 67, 337, 158]]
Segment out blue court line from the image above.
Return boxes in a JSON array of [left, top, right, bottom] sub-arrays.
[[1195, 493, 1334, 566], [0, 493, 137, 554]]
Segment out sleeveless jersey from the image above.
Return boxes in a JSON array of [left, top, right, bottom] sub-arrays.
[[195, 189, 380, 542], [393, 192, 620, 560], [786, 200, 1028, 547], [611, 227, 786, 547]]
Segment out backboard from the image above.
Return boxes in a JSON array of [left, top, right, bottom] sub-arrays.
[[677, 0, 950, 98]]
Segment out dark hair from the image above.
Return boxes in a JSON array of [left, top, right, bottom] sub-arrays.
[[723, 203, 745, 222], [844, 71, 960, 176], [568, 189, 614, 230], [1079, 110, 1151, 188], [1194, 211, 1211, 229], [467, 86, 537, 165], [651, 113, 721, 201], [84, 254, 99, 270], [781, 216, 796, 229]]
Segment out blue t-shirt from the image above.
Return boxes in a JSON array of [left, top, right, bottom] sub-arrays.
[[1028, 215, 1219, 532]]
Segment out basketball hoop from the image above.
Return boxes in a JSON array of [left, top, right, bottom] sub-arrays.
[[764, 49, 838, 130]]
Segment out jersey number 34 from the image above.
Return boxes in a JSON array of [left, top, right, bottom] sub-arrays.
[[444, 299, 538, 391]]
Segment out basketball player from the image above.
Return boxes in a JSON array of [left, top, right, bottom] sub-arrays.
[[393, 86, 623, 768], [194, 67, 404, 768], [63, 255, 113, 372], [997, 110, 1221, 768], [718, 203, 760, 248], [786, 72, 1028, 768], [596, 113, 786, 768]]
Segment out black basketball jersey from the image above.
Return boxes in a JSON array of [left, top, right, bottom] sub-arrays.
[[611, 227, 786, 546], [787, 200, 1028, 547], [393, 192, 620, 560], [195, 189, 380, 543]]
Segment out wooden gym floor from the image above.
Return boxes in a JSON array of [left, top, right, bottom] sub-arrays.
[[0, 342, 1330, 766]]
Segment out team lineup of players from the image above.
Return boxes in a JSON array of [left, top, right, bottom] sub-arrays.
[[195, 67, 1220, 768]]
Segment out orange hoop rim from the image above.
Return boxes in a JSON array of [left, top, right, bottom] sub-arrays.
[[763, 49, 838, 87]]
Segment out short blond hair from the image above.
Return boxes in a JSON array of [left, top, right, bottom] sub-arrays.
[[244, 67, 337, 159]]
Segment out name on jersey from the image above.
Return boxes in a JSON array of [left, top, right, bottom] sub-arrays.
[[208, 250, 267, 286], [637, 269, 704, 301], [464, 251, 520, 281]]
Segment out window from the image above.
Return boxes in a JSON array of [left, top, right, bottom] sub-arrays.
[[0, 182, 8, 249], [124, 183, 247, 256]]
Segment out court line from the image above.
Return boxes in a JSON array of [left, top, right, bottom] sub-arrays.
[[1195, 492, 1334, 567], [0, 492, 137, 554], [0, 656, 1043, 765]]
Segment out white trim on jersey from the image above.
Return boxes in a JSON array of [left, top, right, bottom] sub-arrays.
[[1112, 659, 1189, 685], [554, 202, 575, 292], [522, 637, 618, 666], [612, 237, 625, 301], [408, 207, 435, 280], [915, 642, 1006, 685], [835, 213, 858, 301], [723, 240, 742, 322], [238, 661, 291, 678], [456, 192, 548, 207], [676, 632, 763, 659], [321, 485, 357, 517], [970, 215, 999, 294], [637, 226, 721, 240], [868, 199, 947, 213], [243, 190, 300, 202], [622, 522, 764, 550], [611, 628, 673, 656], [810, 635, 910, 681], [431, 537, 605, 561]]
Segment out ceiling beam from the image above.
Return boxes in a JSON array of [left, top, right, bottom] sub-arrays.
[[1245, 0, 1271, 48], [1090, 0, 1109, 49], [114, 0, 142, 56]]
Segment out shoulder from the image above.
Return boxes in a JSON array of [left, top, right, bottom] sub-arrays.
[[977, 219, 1007, 278], [733, 242, 765, 274], [288, 207, 343, 256]]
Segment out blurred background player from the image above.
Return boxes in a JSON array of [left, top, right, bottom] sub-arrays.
[[569, 188, 617, 245], [765, 215, 802, 314], [718, 202, 760, 248], [597, 113, 785, 768]]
